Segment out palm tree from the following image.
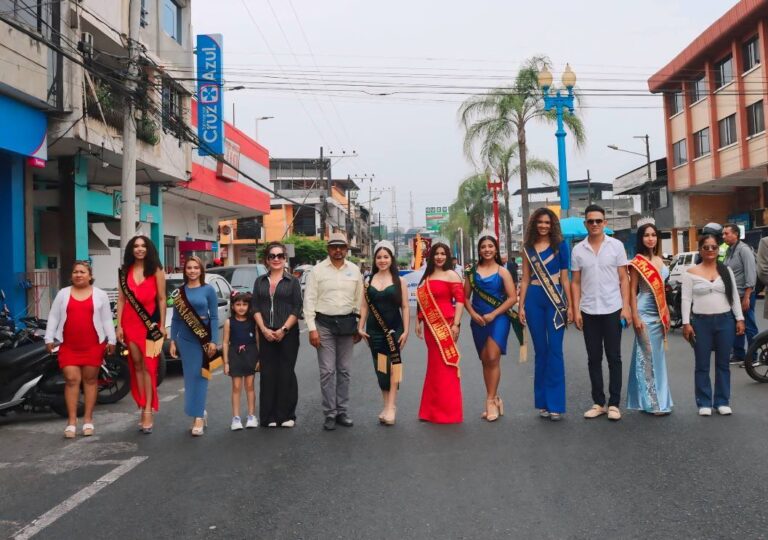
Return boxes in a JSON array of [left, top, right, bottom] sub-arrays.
[[459, 55, 586, 234], [442, 174, 492, 262], [483, 141, 557, 255]]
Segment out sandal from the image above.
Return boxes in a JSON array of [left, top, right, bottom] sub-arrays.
[[539, 409, 551, 418], [82, 423, 95, 436], [64, 425, 76, 439], [485, 399, 500, 422], [549, 413, 562, 422], [141, 411, 154, 434]]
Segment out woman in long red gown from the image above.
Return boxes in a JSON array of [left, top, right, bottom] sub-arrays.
[[416, 243, 465, 423], [116, 235, 166, 433]]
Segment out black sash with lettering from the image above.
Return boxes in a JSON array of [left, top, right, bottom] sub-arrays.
[[524, 246, 568, 330], [364, 279, 402, 383], [170, 286, 222, 380], [118, 268, 163, 357]]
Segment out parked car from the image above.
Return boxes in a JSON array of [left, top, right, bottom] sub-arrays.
[[162, 272, 233, 362], [292, 264, 314, 279], [207, 264, 267, 294], [667, 251, 697, 287]]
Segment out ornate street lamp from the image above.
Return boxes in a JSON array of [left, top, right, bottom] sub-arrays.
[[538, 64, 576, 217]]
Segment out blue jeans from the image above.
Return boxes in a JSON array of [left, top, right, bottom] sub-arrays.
[[692, 312, 736, 408], [732, 291, 757, 360]]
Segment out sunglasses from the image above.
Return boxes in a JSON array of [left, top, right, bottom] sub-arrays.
[[586, 219, 604, 225], [328, 245, 347, 250], [267, 253, 286, 260], [701, 245, 719, 252]]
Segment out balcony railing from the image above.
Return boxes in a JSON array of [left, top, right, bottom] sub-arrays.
[[85, 78, 159, 145]]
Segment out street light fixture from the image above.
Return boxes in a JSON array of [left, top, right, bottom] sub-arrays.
[[607, 134, 653, 211], [538, 64, 577, 218], [254, 116, 275, 141]]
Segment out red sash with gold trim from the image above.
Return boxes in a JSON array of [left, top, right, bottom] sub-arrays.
[[416, 279, 461, 377], [630, 255, 670, 332]]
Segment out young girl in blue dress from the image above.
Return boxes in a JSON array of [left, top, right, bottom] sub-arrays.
[[463, 232, 518, 422], [222, 292, 259, 431]]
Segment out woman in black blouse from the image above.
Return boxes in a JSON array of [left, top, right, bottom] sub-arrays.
[[252, 242, 303, 427]]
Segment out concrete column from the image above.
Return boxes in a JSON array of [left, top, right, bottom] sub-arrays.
[[0, 154, 28, 318], [73, 154, 89, 261]]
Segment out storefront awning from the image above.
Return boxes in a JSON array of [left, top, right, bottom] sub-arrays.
[[0, 94, 47, 160]]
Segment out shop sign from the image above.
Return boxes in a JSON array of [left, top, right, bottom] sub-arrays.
[[196, 34, 224, 156], [216, 140, 240, 181]]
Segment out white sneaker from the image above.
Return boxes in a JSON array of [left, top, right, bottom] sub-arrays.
[[267, 422, 277, 427], [698, 407, 712, 416], [717, 405, 733, 415], [245, 415, 259, 428], [230, 416, 244, 431], [281, 419, 295, 428]]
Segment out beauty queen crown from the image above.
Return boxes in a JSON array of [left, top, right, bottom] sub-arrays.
[[636, 216, 656, 227]]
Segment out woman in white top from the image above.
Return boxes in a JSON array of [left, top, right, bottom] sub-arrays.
[[681, 234, 745, 417], [44, 262, 116, 438]]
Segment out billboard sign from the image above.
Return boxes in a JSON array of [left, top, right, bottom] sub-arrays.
[[425, 206, 449, 233], [196, 34, 224, 156]]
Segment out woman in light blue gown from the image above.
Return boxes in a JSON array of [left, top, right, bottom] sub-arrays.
[[627, 222, 673, 414]]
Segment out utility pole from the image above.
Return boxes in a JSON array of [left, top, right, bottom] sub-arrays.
[[391, 187, 398, 257], [317, 146, 327, 240], [587, 169, 592, 207], [120, 0, 141, 249], [409, 191, 415, 229]]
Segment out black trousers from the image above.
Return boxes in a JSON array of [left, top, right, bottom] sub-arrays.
[[581, 310, 623, 407], [259, 328, 300, 424]]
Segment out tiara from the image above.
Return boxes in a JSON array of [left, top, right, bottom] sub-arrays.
[[636, 216, 656, 227]]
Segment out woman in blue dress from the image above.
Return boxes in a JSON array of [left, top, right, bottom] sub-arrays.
[[169, 256, 219, 436], [518, 208, 573, 421], [463, 232, 518, 422], [627, 222, 673, 414]]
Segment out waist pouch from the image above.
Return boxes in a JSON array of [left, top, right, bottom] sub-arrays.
[[316, 312, 358, 336]]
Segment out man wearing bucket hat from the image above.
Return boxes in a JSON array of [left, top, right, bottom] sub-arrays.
[[303, 232, 363, 430]]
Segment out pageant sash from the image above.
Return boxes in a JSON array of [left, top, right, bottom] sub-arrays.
[[523, 247, 568, 330], [630, 255, 671, 332], [118, 268, 163, 357], [364, 280, 402, 384], [416, 279, 460, 377], [170, 285, 222, 380]]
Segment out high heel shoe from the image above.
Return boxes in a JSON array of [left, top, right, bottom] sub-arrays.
[[485, 399, 500, 422], [191, 417, 205, 436], [495, 396, 504, 417], [382, 407, 397, 426], [141, 410, 154, 434]]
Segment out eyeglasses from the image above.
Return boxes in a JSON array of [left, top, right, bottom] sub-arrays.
[[328, 245, 347, 250], [701, 245, 719, 252], [267, 253, 286, 260], [586, 219, 604, 225]]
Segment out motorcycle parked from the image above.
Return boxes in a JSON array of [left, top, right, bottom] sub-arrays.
[[745, 330, 768, 383], [666, 281, 683, 330]]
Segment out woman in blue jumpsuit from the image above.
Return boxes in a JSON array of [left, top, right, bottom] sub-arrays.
[[518, 208, 573, 421], [169, 256, 219, 436]]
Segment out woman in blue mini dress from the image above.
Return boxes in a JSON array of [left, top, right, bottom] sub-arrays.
[[463, 232, 518, 422]]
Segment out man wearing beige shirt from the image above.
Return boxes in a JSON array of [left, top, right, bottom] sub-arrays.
[[303, 232, 363, 430]]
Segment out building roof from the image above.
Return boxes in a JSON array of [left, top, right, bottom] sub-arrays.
[[648, 0, 768, 93], [512, 179, 612, 196]]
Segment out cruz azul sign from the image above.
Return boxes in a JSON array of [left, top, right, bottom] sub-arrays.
[[196, 34, 224, 156]]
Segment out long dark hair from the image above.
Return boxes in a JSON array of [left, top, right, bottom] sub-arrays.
[[419, 242, 451, 284], [477, 235, 503, 266], [182, 255, 206, 285], [122, 235, 162, 277], [635, 223, 661, 258], [370, 245, 401, 300], [699, 234, 736, 306], [524, 208, 563, 253], [230, 292, 253, 320]]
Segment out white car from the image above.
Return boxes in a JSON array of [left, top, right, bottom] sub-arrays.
[[163, 273, 233, 360], [667, 251, 698, 288]]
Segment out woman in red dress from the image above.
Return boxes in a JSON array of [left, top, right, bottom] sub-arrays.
[[116, 236, 166, 433], [44, 262, 116, 438], [416, 243, 465, 423]]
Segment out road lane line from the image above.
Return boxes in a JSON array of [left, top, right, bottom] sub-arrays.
[[159, 394, 178, 402], [12, 456, 147, 540]]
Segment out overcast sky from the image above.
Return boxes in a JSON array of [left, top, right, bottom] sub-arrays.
[[190, 0, 738, 229]]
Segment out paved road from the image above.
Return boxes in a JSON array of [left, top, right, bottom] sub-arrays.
[[2, 307, 768, 539]]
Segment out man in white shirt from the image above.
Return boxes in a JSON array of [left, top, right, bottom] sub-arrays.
[[303, 232, 363, 431], [571, 205, 631, 421]]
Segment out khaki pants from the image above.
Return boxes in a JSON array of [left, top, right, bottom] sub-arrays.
[[316, 323, 355, 418]]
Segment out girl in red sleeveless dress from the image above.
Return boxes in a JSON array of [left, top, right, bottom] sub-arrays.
[[116, 236, 166, 433]]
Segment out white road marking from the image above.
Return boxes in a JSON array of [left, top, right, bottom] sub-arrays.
[[159, 394, 178, 402], [12, 456, 147, 540]]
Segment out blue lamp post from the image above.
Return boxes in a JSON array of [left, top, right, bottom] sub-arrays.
[[538, 64, 577, 217]]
